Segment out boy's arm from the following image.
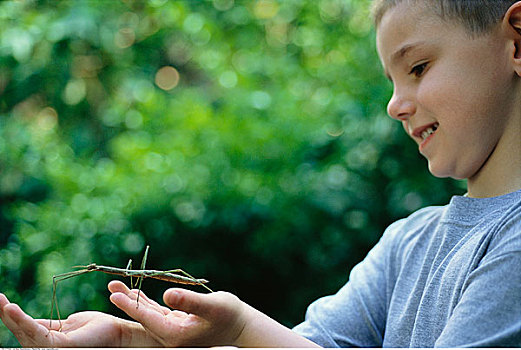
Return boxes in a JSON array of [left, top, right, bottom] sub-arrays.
[[109, 280, 320, 347], [235, 303, 321, 347]]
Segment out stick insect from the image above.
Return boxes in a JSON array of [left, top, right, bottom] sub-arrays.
[[49, 245, 213, 330]]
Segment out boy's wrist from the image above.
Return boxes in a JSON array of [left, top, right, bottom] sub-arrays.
[[234, 303, 320, 348]]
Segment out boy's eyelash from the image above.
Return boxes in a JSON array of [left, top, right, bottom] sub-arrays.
[[409, 62, 428, 77]]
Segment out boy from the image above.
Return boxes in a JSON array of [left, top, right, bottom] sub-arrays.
[[1, 0, 520, 346]]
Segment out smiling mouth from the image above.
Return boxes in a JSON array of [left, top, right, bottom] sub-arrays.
[[421, 122, 439, 141]]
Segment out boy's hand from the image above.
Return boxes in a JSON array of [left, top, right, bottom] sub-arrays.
[[2, 283, 318, 348], [0, 292, 160, 347], [109, 280, 247, 347]]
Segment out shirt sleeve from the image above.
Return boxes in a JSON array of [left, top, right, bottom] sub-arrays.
[[292, 220, 404, 347]]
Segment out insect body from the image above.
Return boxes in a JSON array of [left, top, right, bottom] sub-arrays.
[[49, 246, 212, 330], [83, 263, 210, 286]]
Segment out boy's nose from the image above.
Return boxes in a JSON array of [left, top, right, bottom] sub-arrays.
[[387, 93, 416, 121]]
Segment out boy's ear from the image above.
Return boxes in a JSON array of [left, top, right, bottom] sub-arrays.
[[503, 1, 521, 76]]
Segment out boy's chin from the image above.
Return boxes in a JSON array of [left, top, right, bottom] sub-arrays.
[[427, 161, 469, 180], [426, 161, 455, 180]]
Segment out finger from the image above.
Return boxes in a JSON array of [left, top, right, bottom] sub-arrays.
[[110, 292, 170, 334], [108, 280, 131, 294], [2, 303, 52, 346], [109, 281, 149, 302], [108, 280, 169, 315], [0, 293, 10, 315], [109, 282, 144, 305], [0, 295, 57, 335], [109, 282, 146, 308], [163, 288, 212, 317], [129, 289, 171, 315]]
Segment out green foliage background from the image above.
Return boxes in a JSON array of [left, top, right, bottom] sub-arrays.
[[0, 0, 464, 346]]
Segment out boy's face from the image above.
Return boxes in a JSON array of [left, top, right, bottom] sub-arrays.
[[376, 2, 519, 181]]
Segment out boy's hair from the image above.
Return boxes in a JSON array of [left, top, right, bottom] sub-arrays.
[[372, 0, 516, 34]]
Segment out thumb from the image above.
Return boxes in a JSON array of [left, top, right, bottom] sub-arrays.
[[163, 288, 212, 317]]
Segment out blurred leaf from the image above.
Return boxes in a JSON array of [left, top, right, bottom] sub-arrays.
[[0, 0, 464, 345]]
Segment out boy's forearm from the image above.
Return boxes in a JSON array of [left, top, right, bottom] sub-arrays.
[[235, 303, 321, 348]]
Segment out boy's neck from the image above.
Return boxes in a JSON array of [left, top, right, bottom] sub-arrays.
[[468, 169, 521, 198], [467, 122, 521, 198]]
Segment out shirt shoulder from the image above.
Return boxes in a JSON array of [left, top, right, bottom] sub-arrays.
[[381, 205, 446, 261]]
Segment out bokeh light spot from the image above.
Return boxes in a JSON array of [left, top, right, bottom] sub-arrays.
[[62, 79, 86, 105], [155, 66, 180, 90], [125, 110, 143, 129], [114, 28, 135, 48], [251, 90, 271, 109], [71, 193, 90, 214], [213, 0, 234, 11], [253, 0, 279, 19], [219, 70, 237, 88], [183, 13, 204, 34], [122, 232, 145, 254], [36, 107, 58, 131]]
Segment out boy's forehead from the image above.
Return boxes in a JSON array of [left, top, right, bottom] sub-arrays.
[[376, 0, 440, 33], [375, 1, 450, 71], [375, 0, 441, 26], [376, 1, 447, 52]]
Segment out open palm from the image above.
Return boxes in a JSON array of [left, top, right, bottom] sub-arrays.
[[0, 293, 160, 347]]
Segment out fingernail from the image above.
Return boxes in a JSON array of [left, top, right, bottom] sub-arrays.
[[167, 289, 181, 303]]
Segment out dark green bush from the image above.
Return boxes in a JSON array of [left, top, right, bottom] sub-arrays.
[[0, 0, 464, 346]]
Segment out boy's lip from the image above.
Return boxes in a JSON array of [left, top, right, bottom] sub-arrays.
[[411, 122, 439, 139]]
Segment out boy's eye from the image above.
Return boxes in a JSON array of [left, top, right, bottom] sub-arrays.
[[409, 62, 428, 77]]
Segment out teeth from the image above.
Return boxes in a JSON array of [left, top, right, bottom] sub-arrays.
[[421, 123, 439, 140], [421, 128, 433, 140]]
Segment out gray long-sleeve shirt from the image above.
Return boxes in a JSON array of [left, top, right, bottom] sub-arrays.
[[293, 189, 521, 347]]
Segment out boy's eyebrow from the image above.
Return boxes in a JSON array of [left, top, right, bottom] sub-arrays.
[[391, 41, 426, 63]]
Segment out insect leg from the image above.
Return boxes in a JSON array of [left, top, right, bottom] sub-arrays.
[[135, 245, 150, 307], [158, 268, 214, 293], [125, 259, 133, 288], [49, 269, 90, 331]]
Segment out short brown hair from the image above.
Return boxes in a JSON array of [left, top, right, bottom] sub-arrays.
[[372, 0, 516, 34]]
